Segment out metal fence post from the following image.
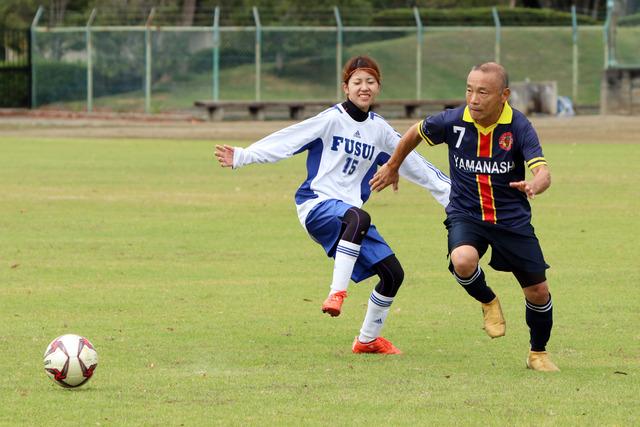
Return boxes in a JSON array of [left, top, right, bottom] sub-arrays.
[[30, 6, 44, 108], [252, 7, 261, 102], [603, 0, 618, 68], [86, 8, 97, 112], [571, 5, 578, 103], [334, 6, 343, 101], [492, 7, 501, 64], [212, 6, 220, 101], [144, 8, 155, 113], [603, 8, 609, 68], [605, 0, 616, 67], [413, 7, 422, 100]]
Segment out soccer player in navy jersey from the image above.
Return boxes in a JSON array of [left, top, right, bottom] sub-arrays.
[[370, 62, 559, 371], [215, 56, 450, 354]]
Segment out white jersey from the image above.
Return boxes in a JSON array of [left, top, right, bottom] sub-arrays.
[[232, 103, 451, 227]]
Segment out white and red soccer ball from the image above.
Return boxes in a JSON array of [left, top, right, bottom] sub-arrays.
[[43, 334, 98, 388]]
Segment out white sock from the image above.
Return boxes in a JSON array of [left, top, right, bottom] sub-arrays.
[[358, 290, 394, 343], [329, 240, 360, 294]]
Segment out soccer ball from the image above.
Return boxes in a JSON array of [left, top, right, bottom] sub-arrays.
[[43, 334, 98, 388]]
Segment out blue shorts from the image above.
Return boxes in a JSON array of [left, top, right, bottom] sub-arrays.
[[444, 214, 549, 278], [305, 199, 393, 283]]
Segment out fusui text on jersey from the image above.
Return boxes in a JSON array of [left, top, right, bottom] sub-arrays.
[[330, 136, 375, 161]]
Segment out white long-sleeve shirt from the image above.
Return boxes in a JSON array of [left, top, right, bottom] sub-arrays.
[[233, 103, 451, 227]]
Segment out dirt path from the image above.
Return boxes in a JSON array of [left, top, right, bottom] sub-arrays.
[[0, 113, 638, 144]]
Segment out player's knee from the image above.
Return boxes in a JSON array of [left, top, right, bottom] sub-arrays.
[[523, 282, 550, 304], [384, 257, 404, 291], [374, 255, 404, 297], [344, 207, 371, 231], [450, 250, 478, 278]]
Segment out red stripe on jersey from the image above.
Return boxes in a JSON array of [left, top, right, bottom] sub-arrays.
[[476, 131, 495, 222], [477, 131, 492, 158], [476, 174, 496, 223]]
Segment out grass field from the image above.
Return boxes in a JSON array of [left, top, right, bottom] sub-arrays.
[[1, 119, 639, 425]]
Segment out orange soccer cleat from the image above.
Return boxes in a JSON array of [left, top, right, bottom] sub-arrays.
[[322, 291, 347, 317], [352, 336, 402, 355]]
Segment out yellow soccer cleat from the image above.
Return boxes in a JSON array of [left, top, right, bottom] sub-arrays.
[[321, 290, 347, 317], [481, 296, 506, 338], [527, 351, 560, 372]]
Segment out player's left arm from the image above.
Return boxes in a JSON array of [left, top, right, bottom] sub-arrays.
[[369, 123, 422, 192], [509, 120, 551, 199], [370, 113, 447, 193], [509, 164, 550, 199], [397, 150, 451, 207]]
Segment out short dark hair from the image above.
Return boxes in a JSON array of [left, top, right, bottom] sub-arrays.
[[471, 62, 509, 89], [342, 55, 381, 84]]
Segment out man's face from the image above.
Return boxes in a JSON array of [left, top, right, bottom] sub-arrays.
[[465, 69, 510, 127]]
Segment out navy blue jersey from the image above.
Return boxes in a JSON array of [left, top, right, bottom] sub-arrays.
[[417, 102, 547, 227]]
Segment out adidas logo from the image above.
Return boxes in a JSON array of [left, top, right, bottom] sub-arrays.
[[373, 318, 383, 324], [353, 130, 361, 138]]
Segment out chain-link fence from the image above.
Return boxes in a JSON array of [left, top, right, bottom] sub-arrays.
[[612, 9, 640, 67], [29, 5, 638, 114]]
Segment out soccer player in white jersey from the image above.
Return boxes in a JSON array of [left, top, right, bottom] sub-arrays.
[[215, 56, 450, 354]]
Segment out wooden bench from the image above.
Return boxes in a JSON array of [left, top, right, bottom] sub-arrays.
[[194, 100, 333, 121], [373, 99, 464, 119], [194, 99, 464, 121]]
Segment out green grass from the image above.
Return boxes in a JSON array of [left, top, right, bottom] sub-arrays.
[[0, 134, 639, 425]]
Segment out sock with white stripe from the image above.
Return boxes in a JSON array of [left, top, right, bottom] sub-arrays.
[[329, 240, 360, 294], [453, 266, 495, 304], [358, 290, 393, 343], [526, 295, 553, 351]]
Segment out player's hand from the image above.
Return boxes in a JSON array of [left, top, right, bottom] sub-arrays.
[[215, 145, 234, 168], [509, 180, 535, 199], [369, 163, 399, 192]]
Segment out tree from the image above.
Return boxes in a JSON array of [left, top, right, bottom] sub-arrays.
[[0, 0, 42, 28], [48, 0, 70, 26], [181, 0, 197, 25]]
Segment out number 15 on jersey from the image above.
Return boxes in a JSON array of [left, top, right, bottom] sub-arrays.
[[342, 157, 359, 175]]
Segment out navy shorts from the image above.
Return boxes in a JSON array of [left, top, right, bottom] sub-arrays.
[[305, 199, 393, 283], [444, 215, 549, 286]]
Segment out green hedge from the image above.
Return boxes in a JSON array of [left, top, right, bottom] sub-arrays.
[[34, 61, 141, 105], [0, 69, 29, 107], [619, 12, 640, 26], [372, 7, 599, 27], [35, 62, 86, 104]]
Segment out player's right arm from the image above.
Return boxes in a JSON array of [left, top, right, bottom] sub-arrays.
[[214, 112, 331, 170], [368, 122, 422, 192], [215, 144, 234, 167]]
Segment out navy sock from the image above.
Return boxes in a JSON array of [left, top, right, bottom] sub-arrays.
[[453, 266, 495, 304], [526, 295, 553, 352]]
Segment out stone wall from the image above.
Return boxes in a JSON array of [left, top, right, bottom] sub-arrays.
[[601, 67, 640, 115], [509, 81, 557, 115]]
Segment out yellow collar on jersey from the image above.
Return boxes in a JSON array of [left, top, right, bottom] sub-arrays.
[[463, 101, 513, 134]]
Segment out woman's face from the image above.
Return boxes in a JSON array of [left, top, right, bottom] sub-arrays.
[[342, 69, 380, 112]]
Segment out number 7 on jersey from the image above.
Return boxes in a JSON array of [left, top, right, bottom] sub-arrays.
[[453, 126, 466, 148]]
